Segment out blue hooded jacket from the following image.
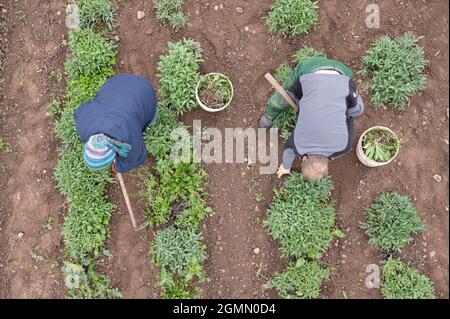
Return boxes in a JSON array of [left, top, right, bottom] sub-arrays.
[[74, 74, 157, 173]]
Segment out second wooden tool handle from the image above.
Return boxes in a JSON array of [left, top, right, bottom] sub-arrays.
[[264, 73, 299, 113]]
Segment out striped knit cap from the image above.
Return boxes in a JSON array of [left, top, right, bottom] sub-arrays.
[[83, 134, 117, 171]]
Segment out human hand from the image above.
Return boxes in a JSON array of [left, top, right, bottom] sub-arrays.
[[111, 159, 117, 173], [277, 164, 291, 179]]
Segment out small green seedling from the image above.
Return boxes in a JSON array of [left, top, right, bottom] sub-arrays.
[[0, 138, 12, 153], [50, 70, 64, 83], [255, 194, 265, 203], [0, 162, 7, 173], [30, 250, 46, 263], [15, 11, 26, 21], [49, 262, 60, 272], [43, 215, 54, 232]]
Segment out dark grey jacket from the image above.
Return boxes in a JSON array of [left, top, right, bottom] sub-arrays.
[[282, 72, 364, 169]]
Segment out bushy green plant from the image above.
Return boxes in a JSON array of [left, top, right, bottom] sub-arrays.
[[55, 145, 115, 263], [144, 106, 186, 160], [272, 108, 297, 140], [142, 101, 211, 298], [152, 227, 206, 281], [274, 64, 293, 83], [154, 0, 188, 29], [140, 161, 209, 227], [159, 268, 200, 299], [77, 0, 116, 29], [56, 2, 119, 299], [381, 258, 436, 299], [360, 34, 428, 110], [65, 71, 113, 110], [155, 159, 207, 204], [266, 0, 318, 37], [292, 46, 323, 64], [267, 259, 330, 299], [63, 262, 122, 299], [361, 193, 426, 253], [158, 39, 203, 116], [65, 29, 116, 80], [55, 109, 79, 146], [265, 174, 338, 259], [48, 98, 64, 119], [63, 197, 115, 263], [54, 145, 114, 201], [174, 196, 212, 229]]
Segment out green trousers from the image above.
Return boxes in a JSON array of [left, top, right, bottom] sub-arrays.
[[265, 55, 355, 119]]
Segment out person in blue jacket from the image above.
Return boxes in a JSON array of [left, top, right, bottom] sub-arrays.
[[74, 74, 158, 173]]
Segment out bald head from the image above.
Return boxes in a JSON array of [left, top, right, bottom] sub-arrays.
[[302, 156, 329, 181]]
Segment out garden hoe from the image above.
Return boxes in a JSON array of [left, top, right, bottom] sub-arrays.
[[264, 73, 299, 112], [116, 172, 148, 232]]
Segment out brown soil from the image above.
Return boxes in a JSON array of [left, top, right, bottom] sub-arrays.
[[0, 0, 68, 298], [0, 0, 448, 299], [198, 76, 231, 109], [199, 87, 227, 109]]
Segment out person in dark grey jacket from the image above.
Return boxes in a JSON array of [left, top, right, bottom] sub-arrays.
[[259, 55, 364, 181]]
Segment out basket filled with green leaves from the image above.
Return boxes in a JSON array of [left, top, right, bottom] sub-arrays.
[[196, 73, 233, 112], [357, 126, 400, 167]]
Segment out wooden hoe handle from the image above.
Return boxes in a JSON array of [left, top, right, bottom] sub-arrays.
[[116, 172, 138, 229], [264, 73, 299, 113]]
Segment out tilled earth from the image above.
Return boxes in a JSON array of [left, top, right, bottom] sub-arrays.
[[0, 0, 448, 299]]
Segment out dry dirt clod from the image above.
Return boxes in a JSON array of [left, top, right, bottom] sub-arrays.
[[137, 11, 145, 20], [433, 175, 442, 183]]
